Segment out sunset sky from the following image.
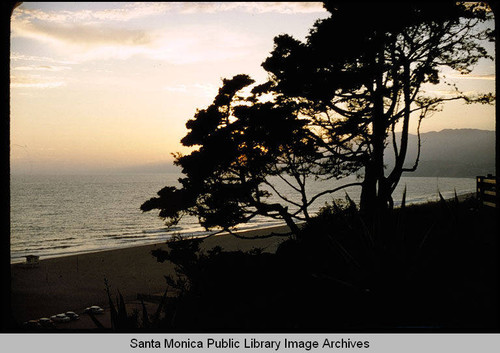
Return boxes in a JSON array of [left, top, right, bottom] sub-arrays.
[[10, 2, 495, 175]]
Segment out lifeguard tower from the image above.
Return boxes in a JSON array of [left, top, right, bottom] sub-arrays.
[[24, 255, 40, 267]]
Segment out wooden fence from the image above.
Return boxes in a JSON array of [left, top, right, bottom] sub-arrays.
[[476, 174, 497, 208]]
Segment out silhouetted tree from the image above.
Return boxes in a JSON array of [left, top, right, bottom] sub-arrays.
[[141, 75, 360, 236], [261, 1, 495, 217], [142, 1, 494, 235]]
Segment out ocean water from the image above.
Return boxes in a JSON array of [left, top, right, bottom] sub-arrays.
[[10, 173, 475, 263]]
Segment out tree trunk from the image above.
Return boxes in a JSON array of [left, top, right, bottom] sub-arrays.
[[360, 162, 376, 214], [279, 207, 301, 239], [387, 61, 412, 193], [255, 201, 301, 238], [360, 44, 390, 218]]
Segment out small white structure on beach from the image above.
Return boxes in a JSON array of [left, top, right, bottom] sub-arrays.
[[25, 255, 40, 267]]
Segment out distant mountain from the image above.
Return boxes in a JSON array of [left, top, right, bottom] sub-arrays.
[[112, 129, 494, 178], [386, 129, 495, 178]]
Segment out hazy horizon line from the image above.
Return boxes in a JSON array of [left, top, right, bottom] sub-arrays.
[[10, 128, 495, 176]]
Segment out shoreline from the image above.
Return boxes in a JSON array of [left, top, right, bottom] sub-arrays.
[[10, 190, 476, 265], [10, 224, 291, 325], [10, 221, 287, 265]]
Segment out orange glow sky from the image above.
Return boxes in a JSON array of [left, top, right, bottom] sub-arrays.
[[10, 2, 495, 174]]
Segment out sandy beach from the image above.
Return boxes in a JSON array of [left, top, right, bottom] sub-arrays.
[[10, 225, 291, 327]]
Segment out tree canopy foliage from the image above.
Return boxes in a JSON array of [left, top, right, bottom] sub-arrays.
[[141, 74, 335, 236], [261, 1, 494, 214], [142, 1, 494, 234]]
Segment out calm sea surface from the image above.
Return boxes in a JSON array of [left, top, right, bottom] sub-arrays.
[[10, 173, 475, 263]]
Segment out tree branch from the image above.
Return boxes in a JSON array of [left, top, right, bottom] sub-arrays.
[[304, 182, 363, 209], [262, 179, 302, 208], [401, 111, 424, 173], [222, 227, 294, 240]]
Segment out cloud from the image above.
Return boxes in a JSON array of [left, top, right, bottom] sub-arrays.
[[163, 83, 217, 97], [12, 4, 260, 64], [12, 65, 72, 72], [59, 25, 258, 64], [175, 2, 326, 14], [10, 53, 78, 65], [11, 2, 324, 65], [13, 19, 260, 64], [12, 18, 152, 48], [12, 3, 176, 24], [193, 83, 218, 97], [163, 84, 188, 93], [424, 89, 478, 98], [12, 2, 325, 24], [147, 25, 260, 64], [448, 73, 496, 81], [11, 81, 66, 89], [12, 15, 156, 62], [10, 75, 66, 89]]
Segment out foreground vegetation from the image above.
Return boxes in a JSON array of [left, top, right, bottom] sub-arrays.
[[108, 195, 497, 331]]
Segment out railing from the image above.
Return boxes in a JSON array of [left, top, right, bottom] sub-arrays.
[[476, 174, 497, 208]]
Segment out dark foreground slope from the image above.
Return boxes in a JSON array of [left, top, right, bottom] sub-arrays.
[[14, 196, 497, 332], [138, 196, 498, 331]]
